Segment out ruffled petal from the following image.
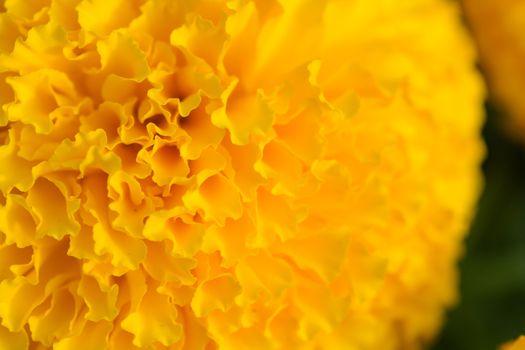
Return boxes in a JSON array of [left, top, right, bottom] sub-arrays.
[[0, 194, 38, 247], [121, 282, 183, 347], [183, 173, 243, 226], [54, 320, 112, 350], [0, 0, 484, 348], [92, 222, 146, 270], [96, 31, 150, 81], [77, 275, 119, 321], [77, 0, 141, 37], [191, 274, 241, 318], [0, 324, 28, 350], [26, 177, 81, 240]]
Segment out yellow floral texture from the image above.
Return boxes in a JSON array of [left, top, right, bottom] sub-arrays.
[[463, 0, 525, 140], [0, 0, 484, 349]]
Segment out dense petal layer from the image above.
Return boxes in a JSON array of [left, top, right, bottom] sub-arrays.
[[0, 0, 484, 349]]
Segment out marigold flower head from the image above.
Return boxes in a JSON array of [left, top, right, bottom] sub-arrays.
[[0, 0, 483, 349], [463, 0, 525, 139]]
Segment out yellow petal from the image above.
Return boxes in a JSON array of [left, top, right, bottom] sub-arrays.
[[201, 213, 253, 267], [77, 0, 140, 37], [121, 282, 183, 347], [54, 320, 112, 350], [222, 137, 265, 202], [235, 252, 293, 304], [179, 103, 225, 160], [0, 245, 32, 281], [129, 0, 185, 43], [191, 274, 241, 318], [221, 327, 272, 350], [77, 275, 118, 321], [0, 13, 21, 54], [146, 138, 190, 186], [108, 170, 156, 238], [92, 223, 146, 270], [183, 173, 243, 226], [0, 324, 28, 350], [96, 30, 149, 81], [6, 69, 78, 134], [170, 15, 227, 68], [142, 241, 196, 285], [0, 194, 37, 247], [28, 287, 76, 345], [271, 231, 350, 283], [0, 72, 14, 125], [211, 82, 274, 145], [0, 130, 35, 193], [80, 101, 127, 146], [294, 283, 349, 338], [254, 188, 298, 245], [0, 277, 46, 331], [26, 177, 81, 240]]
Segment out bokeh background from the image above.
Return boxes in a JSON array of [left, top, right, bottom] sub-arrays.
[[432, 100, 525, 349]]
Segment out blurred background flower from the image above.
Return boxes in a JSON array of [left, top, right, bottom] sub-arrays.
[[463, 0, 525, 142], [501, 336, 525, 350], [433, 1, 525, 349]]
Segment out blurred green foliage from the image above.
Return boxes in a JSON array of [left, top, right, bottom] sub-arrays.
[[433, 104, 525, 350]]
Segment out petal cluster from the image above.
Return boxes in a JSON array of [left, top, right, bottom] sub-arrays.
[[463, 0, 525, 139], [0, 0, 484, 349]]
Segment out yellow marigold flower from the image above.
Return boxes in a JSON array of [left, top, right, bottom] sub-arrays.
[[0, 0, 483, 349], [463, 0, 525, 139]]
